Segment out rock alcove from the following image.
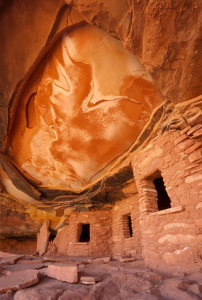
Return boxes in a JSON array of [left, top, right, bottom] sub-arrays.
[[5, 23, 159, 191], [0, 1, 202, 298]]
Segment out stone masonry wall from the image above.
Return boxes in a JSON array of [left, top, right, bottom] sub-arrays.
[[132, 123, 202, 271], [53, 182, 142, 258], [53, 209, 112, 257], [112, 192, 142, 258]]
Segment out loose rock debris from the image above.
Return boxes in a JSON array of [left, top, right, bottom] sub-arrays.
[[0, 252, 202, 299]]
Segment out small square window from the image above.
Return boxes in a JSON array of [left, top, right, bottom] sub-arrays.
[[153, 176, 171, 210], [78, 224, 90, 243], [142, 170, 172, 213]]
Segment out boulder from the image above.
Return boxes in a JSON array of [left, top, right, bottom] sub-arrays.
[[0, 269, 39, 293], [37, 221, 50, 256], [46, 264, 78, 283], [1, 255, 25, 265]]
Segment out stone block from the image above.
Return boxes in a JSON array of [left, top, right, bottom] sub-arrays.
[[80, 276, 101, 285], [158, 234, 197, 245], [0, 269, 39, 293], [193, 128, 202, 138], [142, 188, 157, 193], [46, 264, 78, 283], [187, 124, 202, 135], [185, 173, 202, 183], [180, 126, 191, 135], [1, 255, 25, 265], [163, 223, 195, 231], [37, 220, 50, 256], [196, 202, 202, 209], [185, 142, 201, 155], [174, 135, 189, 145], [119, 257, 136, 262], [194, 219, 202, 229], [149, 205, 184, 216], [163, 247, 195, 265], [188, 149, 202, 162], [177, 139, 194, 150], [183, 107, 202, 126], [138, 147, 163, 168], [142, 229, 154, 236]]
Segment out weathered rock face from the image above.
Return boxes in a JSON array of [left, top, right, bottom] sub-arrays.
[[0, 0, 201, 196], [0, 0, 64, 151], [6, 23, 159, 189], [69, 0, 202, 102], [0, 193, 60, 238], [0, 0, 201, 264]]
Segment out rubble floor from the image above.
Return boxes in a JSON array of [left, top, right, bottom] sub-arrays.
[[0, 255, 202, 300]]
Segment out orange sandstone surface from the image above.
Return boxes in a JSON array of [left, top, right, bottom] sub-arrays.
[[6, 24, 159, 189], [0, 3, 201, 290]]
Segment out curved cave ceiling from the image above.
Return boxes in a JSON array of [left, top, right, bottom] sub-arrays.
[[5, 23, 160, 191]]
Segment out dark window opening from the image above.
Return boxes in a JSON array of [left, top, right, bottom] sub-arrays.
[[153, 177, 171, 210], [128, 215, 133, 237], [49, 234, 56, 242], [49, 230, 57, 242], [123, 214, 133, 238], [79, 224, 90, 243]]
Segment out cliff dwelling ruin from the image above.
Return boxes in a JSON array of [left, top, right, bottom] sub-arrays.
[[0, 0, 202, 299]]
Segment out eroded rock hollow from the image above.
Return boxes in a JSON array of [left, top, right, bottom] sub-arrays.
[[6, 24, 159, 190], [0, 0, 202, 299]]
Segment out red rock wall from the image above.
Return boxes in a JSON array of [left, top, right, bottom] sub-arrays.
[[49, 105, 202, 266], [132, 117, 202, 271], [111, 195, 142, 257], [0, 1, 201, 268], [1, 0, 201, 201], [0, 0, 64, 150], [5, 22, 159, 190], [68, 0, 202, 102], [0, 238, 36, 255], [52, 190, 142, 257], [53, 209, 113, 257]]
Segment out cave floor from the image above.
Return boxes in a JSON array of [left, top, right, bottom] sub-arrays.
[[0, 255, 202, 300]]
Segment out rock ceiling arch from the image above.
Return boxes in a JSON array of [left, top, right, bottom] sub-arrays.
[[4, 22, 160, 193]]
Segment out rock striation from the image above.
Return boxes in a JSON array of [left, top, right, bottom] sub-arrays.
[[68, 0, 202, 102], [0, 0, 201, 206]]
